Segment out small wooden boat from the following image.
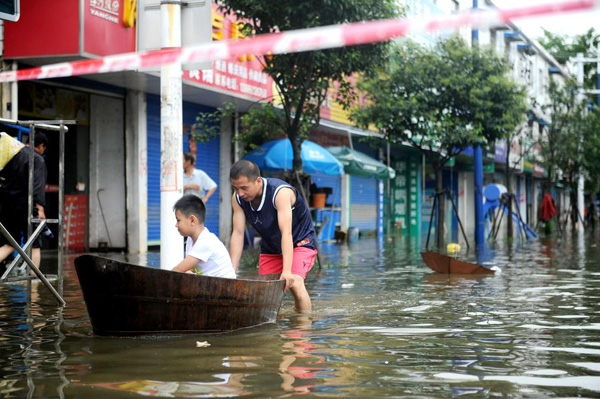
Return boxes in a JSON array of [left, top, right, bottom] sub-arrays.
[[420, 251, 496, 274], [74, 255, 285, 336]]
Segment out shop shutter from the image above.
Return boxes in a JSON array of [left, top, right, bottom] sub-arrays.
[[147, 96, 161, 245], [147, 95, 220, 245], [350, 175, 377, 231]]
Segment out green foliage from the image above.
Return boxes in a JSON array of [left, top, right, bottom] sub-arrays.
[[352, 37, 526, 170], [581, 108, 600, 192], [236, 103, 287, 151], [193, 101, 286, 154], [218, 0, 400, 172], [539, 79, 600, 194], [539, 79, 580, 186], [192, 102, 237, 143], [539, 28, 599, 90]]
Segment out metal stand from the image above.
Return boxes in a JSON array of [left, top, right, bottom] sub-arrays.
[[424, 189, 469, 250], [488, 192, 537, 241], [0, 118, 75, 307]]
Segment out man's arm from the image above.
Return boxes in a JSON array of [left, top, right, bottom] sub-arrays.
[[275, 188, 296, 293], [203, 186, 217, 203], [230, 193, 246, 271], [33, 155, 47, 219]]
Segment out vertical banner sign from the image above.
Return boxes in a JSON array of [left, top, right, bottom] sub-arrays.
[[392, 158, 421, 236], [392, 161, 408, 234], [408, 158, 421, 236], [378, 179, 384, 238]]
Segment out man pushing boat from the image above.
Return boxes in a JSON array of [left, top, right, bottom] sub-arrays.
[[229, 160, 317, 312]]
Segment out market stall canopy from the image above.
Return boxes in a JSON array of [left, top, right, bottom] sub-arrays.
[[243, 139, 344, 175], [326, 146, 395, 179]]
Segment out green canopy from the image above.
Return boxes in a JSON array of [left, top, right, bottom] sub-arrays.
[[326, 146, 395, 179]]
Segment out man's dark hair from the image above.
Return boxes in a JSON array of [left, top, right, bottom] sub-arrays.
[[173, 195, 206, 224], [27, 132, 48, 148], [183, 152, 195, 165], [230, 160, 261, 181]]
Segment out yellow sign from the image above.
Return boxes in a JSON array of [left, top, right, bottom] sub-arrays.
[[123, 0, 137, 28]]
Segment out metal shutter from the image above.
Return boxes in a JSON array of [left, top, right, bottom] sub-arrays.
[[146, 95, 220, 245]]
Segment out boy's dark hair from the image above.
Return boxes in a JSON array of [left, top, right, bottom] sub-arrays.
[[230, 159, 260, 181], [173, 195, 206, 224], [183, 152, 195, 165], [27, 132, 48, 148]]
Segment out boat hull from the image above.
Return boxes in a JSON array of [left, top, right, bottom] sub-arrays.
[[74, 255, 286, 336], [420, 251, 495, 274]]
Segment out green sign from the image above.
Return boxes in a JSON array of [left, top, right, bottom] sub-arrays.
[[392, 157, 421, 236]]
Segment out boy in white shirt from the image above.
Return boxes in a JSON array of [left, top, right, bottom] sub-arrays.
[[172, 195, 236, 279]]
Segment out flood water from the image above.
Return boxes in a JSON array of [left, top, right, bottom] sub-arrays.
[[1, 235, 600, 398]]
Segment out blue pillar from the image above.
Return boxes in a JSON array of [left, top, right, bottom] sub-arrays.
[[472, 0, 479, 43], [474, 144, 485, 246]]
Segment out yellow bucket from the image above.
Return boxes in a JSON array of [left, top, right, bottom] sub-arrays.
[[447, 243, 461, 254]]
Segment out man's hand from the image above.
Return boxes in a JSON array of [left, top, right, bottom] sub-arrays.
[[36, 205, 46, 219], [280, 270, 295, 293]]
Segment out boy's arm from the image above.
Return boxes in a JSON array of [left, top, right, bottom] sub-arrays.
[[172, 255, 200, 273], [230, 193, 246, 271]]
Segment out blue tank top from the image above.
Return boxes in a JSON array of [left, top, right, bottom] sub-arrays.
[[236, 178, 315, 255]]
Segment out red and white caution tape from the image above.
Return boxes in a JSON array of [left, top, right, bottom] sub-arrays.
[[0, 0, 597, 83]]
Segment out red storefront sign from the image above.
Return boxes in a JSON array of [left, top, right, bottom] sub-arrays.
[[4, 0, 136, 59], [182, 6, 273, 101], [184, 60, 272, 101]]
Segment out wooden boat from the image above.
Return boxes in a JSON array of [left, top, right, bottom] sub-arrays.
[[420, 251, 496, 275], [74, 255, 285, 336]]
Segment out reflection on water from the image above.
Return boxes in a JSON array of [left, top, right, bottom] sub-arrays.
[[1, 235, 600, 398]]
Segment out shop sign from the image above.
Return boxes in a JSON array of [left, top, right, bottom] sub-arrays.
[[185, 60, 272, 100], [183, 6, 273, 101], [533, 164, 545, 176], [4, 0, 136, 58], [84, 0, 137, 56], [495, 139, 507, 163], [392, 158, 421, 236]]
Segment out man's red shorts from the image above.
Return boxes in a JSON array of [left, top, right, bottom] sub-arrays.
[[259, 247, 318, 279]]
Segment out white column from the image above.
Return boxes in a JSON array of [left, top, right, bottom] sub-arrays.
[[340, 174, 350, 233], [126, 90, 148, 254], [10, 61, 17, 120], [576, 52, 585, 232], [160, 0, 184, 269], [219, 116, 233, 245]]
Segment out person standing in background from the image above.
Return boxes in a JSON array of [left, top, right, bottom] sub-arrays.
[[183, 152, 217, 203], [0, 133, 48, 268]]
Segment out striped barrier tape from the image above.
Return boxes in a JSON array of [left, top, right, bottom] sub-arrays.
[[0, 0, 596, 83]]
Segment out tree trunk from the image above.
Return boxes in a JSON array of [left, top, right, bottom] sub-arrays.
[[505, 164, 514, 241], [570, 181, 577, 231], [290, 135, 303, 173], [436, 167, 445, 250]]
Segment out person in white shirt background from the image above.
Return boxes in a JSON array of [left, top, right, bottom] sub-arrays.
[[171, 194, 236, 279], [183, 152, 217, 203]]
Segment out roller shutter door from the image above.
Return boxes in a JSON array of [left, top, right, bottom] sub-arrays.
[[147, 95, 220, 244]]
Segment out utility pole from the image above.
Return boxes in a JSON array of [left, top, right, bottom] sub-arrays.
[[472, 0, 485, 247], [573, 39, 600, 233], [160, 0, 184, 269]]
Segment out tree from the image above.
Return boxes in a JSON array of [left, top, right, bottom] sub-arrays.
[[352, 37, 526, 249], [539, 28, 599, 91], [538, 78, 598, 229], [217, 0, 399, 175]]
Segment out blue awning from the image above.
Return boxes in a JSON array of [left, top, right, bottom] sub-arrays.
[[1, 123, 30, 134], [243, 139, 344, 175]]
